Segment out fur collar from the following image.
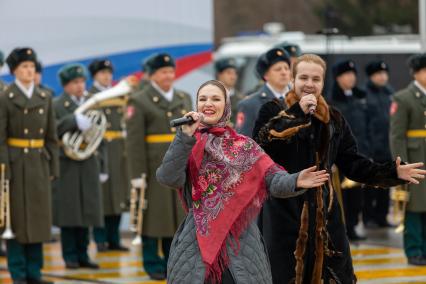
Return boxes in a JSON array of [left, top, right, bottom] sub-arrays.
[[285, 91, 330, 124]]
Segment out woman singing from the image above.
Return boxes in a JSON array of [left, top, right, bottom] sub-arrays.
[[156, 80, 329, 283]]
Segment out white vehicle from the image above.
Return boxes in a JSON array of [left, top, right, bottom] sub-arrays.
[[215, 30, 423, 94]]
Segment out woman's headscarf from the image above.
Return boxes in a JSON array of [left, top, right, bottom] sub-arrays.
[[186, 80, 278, 283]]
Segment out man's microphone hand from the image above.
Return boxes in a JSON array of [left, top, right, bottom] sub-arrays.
[[299, 94, 317, 115]]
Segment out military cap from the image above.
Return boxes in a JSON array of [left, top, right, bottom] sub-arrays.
[[88, 59, 114, 77], [214, 58, 237, 73], [6, 47, 37, 73], [145, 53, 176, 75], [365, 60, 389, 76], [35, 61, 43, 73], [332, 60, 357, 78], [275, 41, 302, 57], [408, 53, 426, 73], [58, 63, 88, 86], [256, 48, 291, 80], [141, 53, 157, 73], [0, 50, 4, 66]]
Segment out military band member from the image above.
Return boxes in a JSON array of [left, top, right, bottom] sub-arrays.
[[88, 59, 130, 252], [330, 60, 369, 241], [126, 53, 192, 280], [391, 53, 426, 266], [364, 60, 395, 228], [35, 61, 55, 97], [0, 50, 8, 92], [214, 58, 244, 126], [52, 64, 103, 270], [0, 47, 59, 284], [235, 47, 291, 137]]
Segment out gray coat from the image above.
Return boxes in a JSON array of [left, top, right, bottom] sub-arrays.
[[156, 130, 302, 284], [235, 85, 276, 137]]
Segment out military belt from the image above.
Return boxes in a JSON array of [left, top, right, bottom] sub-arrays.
[[406, 130, 426, 138], [104, 131, 125, 141], [7, 138, 44, 148], [145, 134, 175, 143]]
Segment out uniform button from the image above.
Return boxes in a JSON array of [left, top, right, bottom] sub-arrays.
[[64, 101, 70, 107], [181, 109, 187, 115], [9, 92, 14, 98], [105, 108, 111, 115], [424, 111, 426, 116], [167, 111, 172, 118], [24, 109, 28, 114], [39, 128, 44, 134], [24, 128, 29, 135], [153, 96, 159, 103], [24, 148, 29, 154], [40, 92, 46, 98], [170, 127, 176, 132], [39, 108, 44, 114]]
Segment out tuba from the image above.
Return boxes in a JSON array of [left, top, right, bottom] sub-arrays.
[[0, 164, 15, 239], [62, 76, 137, 160]]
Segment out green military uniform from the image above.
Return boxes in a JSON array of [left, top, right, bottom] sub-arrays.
[[126, 53, 191, 278], [391, 54, 426, 260], [0, 48, 59, 282], [0, 80, 7, 92], [88, 59, 130, 251], [0, 50, 7, 93], [53, 64, 103, 267]]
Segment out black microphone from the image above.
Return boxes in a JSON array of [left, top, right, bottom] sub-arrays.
[[170, 116, 194, 127]]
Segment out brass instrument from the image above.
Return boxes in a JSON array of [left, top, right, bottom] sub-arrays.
[[62, 76, 137, 160], [0, 164, 15, 239], [340, 177, 361, 189], [390, 185, 409, 233], [129, 174, 147, 245]]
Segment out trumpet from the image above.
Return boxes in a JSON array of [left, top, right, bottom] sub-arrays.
[[0, 164, 15, 239], [390, 185, 409, 233], [129, 174, 147, 245]]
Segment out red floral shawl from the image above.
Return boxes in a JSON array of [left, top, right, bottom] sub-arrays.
[[184, 96, 277, 282]]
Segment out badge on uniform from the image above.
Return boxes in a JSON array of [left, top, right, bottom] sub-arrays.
[[236, 112, 245, 128], [126, 105, 135, 119], [390, 102, 398, 116]]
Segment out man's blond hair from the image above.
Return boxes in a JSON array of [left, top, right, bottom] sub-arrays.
[[292, 54, 327, 79]]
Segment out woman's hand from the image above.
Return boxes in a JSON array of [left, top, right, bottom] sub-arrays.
[[181, 111, 204, 137], [396, 156, 426, 184], [296, 166, 329, 189]]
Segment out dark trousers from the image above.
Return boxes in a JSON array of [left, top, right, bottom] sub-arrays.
[[404, 211, 426, 257], [142, 236, 172, 274], [60, 227, 90, 264], [342, 186, 364, 232], [6, 240, 43, 281], [363, 186, 390, 224], [93, 215, 121, 246]]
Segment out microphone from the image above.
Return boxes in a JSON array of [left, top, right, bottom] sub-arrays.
[[170, 116, 194, 127], [307, 104, 316, 115]]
